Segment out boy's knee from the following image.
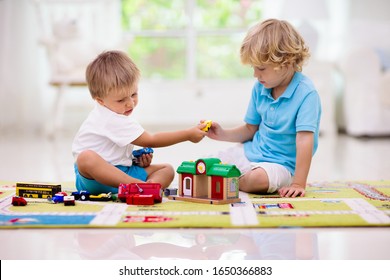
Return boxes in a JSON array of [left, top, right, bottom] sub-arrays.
[[166, 164, 175, 174], [76, 150, 100, 171], [239, 170, 269, 193], [163, 164, 175, 180]]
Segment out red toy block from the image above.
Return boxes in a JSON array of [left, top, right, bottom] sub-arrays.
[[126, 194, 154, 205]]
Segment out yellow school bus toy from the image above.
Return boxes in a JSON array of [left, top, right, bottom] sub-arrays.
[[16, 182, 62, 199]]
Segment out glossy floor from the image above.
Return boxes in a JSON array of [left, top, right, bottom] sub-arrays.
[[0, 130, 389, 260]]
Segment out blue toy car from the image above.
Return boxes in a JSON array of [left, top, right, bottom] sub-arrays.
[[47, 192, 68, 203], [132, 147, 154, 158], [71, 190, 90, 201]]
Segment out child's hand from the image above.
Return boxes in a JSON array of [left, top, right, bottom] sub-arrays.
[[188, 124, 207, 143], [135, 153, 153, 167], [202, 120, 222, 140], [278, 183, 305, 198]]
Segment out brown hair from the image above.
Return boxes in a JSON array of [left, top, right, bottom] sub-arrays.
[[85, 50, 140, 99], [240, 19, 310, 72]]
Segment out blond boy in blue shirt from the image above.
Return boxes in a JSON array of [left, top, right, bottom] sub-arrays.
[[206, 19, 321, 198]]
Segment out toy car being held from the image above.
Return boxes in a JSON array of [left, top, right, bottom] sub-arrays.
[[12, 196, 27, 206], [118, 183, 162, 203], [202, 120, 212, 132], [132, 147, 154, 158]]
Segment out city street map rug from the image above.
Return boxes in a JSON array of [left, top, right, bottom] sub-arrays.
[[0, 180, 389, 228]]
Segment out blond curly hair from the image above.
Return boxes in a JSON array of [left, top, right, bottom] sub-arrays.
[[240, 19, 310, 72]]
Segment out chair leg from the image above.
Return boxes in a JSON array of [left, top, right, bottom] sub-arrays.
[[46, 84, 66, 138]]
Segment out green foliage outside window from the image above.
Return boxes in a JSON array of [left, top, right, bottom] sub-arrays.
[[122, 0, 263, 79]]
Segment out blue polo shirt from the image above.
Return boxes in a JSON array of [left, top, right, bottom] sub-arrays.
[[243, 72, 321, 175]]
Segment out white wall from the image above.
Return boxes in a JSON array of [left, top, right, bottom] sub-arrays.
[[0, 0, 44, 133]]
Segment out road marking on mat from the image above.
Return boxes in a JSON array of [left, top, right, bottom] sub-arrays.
[[344, 198, 390, 224], [90, 204, 128, 226], [229, 192, 258, 226]]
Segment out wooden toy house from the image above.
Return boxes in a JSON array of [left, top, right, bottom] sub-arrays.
[[170, 158, 241, 204]]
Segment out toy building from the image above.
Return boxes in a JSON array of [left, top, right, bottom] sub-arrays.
[[169, 158, 241, 204]]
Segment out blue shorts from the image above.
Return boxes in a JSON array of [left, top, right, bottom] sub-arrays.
[[74, 164, 148, 195]]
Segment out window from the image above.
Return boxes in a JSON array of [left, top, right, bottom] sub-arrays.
[[121, 0, 263, 80], [230, 178, 238, 192], [215, 181, 221, 193]]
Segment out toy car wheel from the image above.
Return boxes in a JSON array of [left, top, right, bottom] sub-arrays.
[[80, 194, 87, 201]]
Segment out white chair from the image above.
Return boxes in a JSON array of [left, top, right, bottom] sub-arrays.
[[33, 0, 127, 137], [339, 47, 390, 136]]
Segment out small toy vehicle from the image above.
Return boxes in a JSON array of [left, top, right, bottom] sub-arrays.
[[132, 147, 154, 158], [202, 120, 212, 132], [118, 183, 162, 203], [49, 193, 65, 204], [12, 196, 27, 206], [56, 191, 68, 196], [164, 188, 178, 196], [71, 190, 90, 201], [89, 192, 112, 201], [64, 195, 75, 206]]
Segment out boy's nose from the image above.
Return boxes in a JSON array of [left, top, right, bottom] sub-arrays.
[[126, 99, 134, 107]]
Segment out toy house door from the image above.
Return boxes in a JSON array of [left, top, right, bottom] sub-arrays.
[[211, 176, 223, 200], [182, 175, 193, 196]]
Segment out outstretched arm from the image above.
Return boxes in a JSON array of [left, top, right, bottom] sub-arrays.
[[278, 131, 314, 198], [206, 121, 258, 143], [132, 123, 207, 148]]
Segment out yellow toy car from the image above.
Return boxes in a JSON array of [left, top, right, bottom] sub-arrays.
[[89, 192, 112, 201], [202, 120, 212, 132]]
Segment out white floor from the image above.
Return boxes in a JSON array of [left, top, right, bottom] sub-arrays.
[[0, 130, 389, 260]]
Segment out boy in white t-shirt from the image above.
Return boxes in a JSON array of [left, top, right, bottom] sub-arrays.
[[72, 50, 207, 195]]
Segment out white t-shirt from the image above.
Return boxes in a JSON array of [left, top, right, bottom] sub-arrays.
[[72, 103, 144, 166]]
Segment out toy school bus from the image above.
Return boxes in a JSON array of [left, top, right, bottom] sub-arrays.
[[16, 182, 61, 199]]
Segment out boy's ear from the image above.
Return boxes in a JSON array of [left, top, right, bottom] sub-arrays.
[[95, 97, 104, 106]]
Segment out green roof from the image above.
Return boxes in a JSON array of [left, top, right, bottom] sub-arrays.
[[176, 161, 196, 174], [176, 158, 241, 178], [208, 164, 241, 177]]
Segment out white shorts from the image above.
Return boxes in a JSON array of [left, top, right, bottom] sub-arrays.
[[208, 144, 292, 193]]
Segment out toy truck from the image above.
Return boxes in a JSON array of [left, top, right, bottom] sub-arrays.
[[118, 183, 162, 203]]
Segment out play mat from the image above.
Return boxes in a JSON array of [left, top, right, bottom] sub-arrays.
[[0, 180, 389, 228]]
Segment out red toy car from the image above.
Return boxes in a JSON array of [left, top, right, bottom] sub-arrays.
[[63, 195, 75, 206], [118, 183, 162, 203], [12, 196, 27, 206]]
